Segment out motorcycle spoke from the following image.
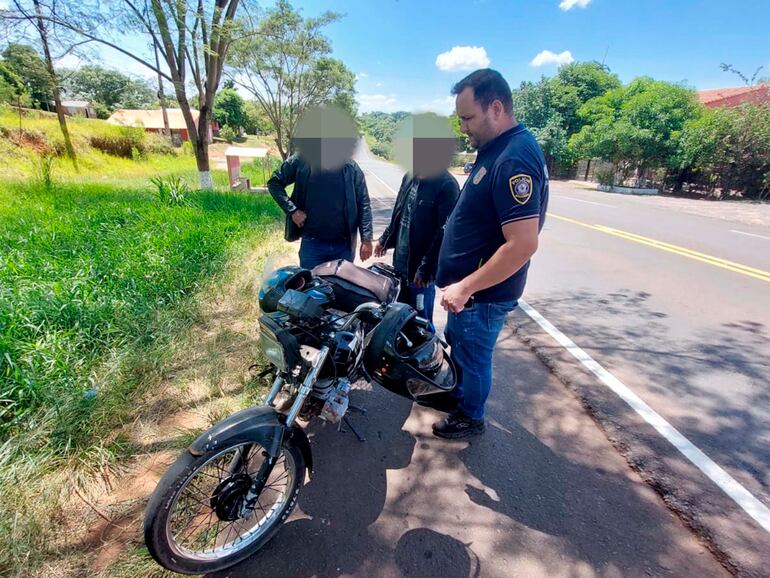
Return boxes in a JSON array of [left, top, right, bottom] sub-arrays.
[[166, 443, 296, 560]]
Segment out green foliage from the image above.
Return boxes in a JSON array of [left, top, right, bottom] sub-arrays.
[[243, 100, 272, 135], [218, 124, 237, 143], [2, 44, 53, 110], [89, 126, 148, 158], [0, 182, 282, 447], [511, 62, 620, 165], [151, 174, 191, 206], [449, 113, 470, 152], [213, 88, 247, 130], [0, 61, 27, 105], [229, 0, 357, 157], [61, 65, 155, 117], [594, 167, 615, 186], [550, 61, 622, 135], [358, 111, 408, 159], [569, 77, 700, 172], [677, 103, 770, 199], [32, 153, 55, 192]]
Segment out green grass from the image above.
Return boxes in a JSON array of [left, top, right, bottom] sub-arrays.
[[0, 108, 287, 575], [0, 182, 281, 444]]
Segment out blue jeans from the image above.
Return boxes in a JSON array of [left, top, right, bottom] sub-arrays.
[[445, 299, 517, 420], [399, 282, 436, 325], [299, 236, 353, 269]]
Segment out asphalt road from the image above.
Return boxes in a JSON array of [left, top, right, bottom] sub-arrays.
[[210, 145, 738, 578]]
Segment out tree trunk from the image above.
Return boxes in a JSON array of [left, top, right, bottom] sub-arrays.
[[153, 38, 171, 139], [195, 108, 213, 190], [33, 0, 77, 168], [171, 82, 212, 190]]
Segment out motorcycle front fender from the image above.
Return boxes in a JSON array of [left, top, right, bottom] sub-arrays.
[[188, 405, 313, 475]]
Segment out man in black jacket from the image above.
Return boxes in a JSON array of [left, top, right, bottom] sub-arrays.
[[374, 171, 459, 324], [267, 106, 374, 269]]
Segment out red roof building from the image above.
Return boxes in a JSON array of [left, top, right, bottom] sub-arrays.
[[697, 85, 770, 108]]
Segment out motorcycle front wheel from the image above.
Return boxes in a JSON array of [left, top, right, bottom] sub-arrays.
[[144, 439, 304, 575]]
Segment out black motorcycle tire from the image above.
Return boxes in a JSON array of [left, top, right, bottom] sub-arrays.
[[144, 440, 305, 575]]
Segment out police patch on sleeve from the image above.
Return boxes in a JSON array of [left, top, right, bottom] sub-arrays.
[[509, 174, 533, 205]]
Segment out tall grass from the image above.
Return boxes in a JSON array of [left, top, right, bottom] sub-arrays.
[[0, 181, 283, 576]]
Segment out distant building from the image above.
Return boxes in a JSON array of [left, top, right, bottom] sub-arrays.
[[106, 108, 214, 143], [697, 84, 770, 108], [60, 100, 97, 118]]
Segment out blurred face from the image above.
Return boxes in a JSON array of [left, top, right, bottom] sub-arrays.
[[455, 86, 502, 149]]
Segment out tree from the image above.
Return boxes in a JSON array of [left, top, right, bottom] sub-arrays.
[[213, 87, 246, 129], [570, 77, 700, 180], [9, 0, 246, 188], [1, 43, 52, 109], [677, 104, 770, 199], [2, 3, 78, 164], [549, 61, 621, 135], [509, 62, 620, 167], [511, 77, 570, 165], [0, 60, 27, 104], [243, 99, 271, 134], [62, 65, 155, 117], [228, 0, 356, 159], [449, 112, 470, 152]]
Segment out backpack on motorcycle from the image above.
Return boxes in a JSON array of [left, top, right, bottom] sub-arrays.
[[311, 259, 398, 311]]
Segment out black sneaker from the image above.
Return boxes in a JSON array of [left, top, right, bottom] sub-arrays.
[[432, 413, 485, 439]]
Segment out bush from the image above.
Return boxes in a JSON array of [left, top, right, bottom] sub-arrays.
[[595, 167, 615, 186], [89, 126, 147, 158], [370, 140, 391, 160], [219, 124, 236, 143]]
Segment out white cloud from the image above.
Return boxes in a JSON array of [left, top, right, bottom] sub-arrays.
[[530, 50, 574, 67], [435, 46, 490, 72], [416, 96, 455, 116], [375, 82, 384, 87], [357, 93, 400, 113], [356, 72, 369, 80], [559, 0, 591, 10]]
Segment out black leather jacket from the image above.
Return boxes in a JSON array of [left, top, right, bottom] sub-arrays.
[[267, 154, 374, 243], [378, 171, 459, 282]]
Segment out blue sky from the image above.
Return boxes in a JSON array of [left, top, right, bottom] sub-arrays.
[[43, 0, 770, 115], [295, 0, 770, 114]]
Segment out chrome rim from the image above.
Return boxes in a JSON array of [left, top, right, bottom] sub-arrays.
[[165, 442, 295, 561]]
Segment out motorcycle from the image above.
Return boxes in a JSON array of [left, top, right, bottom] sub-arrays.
[[143, 259, 460, 575]]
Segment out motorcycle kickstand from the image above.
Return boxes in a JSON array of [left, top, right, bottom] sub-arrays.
[[338, 415, 366, 442]]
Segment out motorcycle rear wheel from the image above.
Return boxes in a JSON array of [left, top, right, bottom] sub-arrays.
[[144, 439, 304, 575]]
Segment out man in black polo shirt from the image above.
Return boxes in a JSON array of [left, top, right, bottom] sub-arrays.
[[433, 69, 549, 439], [267, 106, 373, 269]]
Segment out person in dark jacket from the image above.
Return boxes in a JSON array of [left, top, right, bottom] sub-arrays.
[[267, 105, 374, 269], [373, 171, 459, 324], [373, 113, 459, 324]]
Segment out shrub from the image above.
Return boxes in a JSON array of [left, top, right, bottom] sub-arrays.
[[89, 126, 147, 158], [595, 167, 615, 186], [219, 124, 236, 143]]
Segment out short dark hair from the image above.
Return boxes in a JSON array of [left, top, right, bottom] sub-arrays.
[[451, 68, 513, 115]]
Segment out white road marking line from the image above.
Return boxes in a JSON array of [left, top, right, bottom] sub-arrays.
[[731, 230, 770, 241], [364, 169, 397, 195], [557, 195, 616, 208], [519, 299, 770, 535]]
